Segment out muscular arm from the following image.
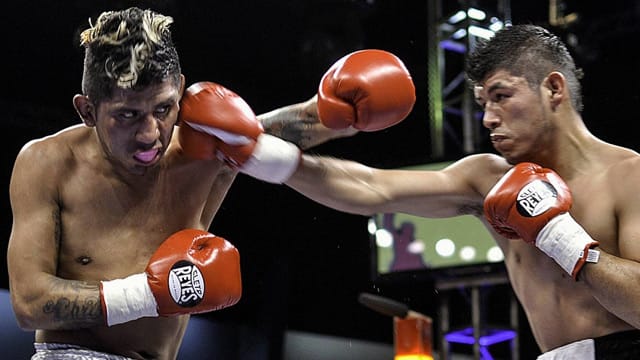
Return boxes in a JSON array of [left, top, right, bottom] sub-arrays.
[[258, 95, 358, 150], [285, 153, 493, 218], [580, 160, 640, 329], [7, 140, 104, 330], [581, 252, 640, 328]]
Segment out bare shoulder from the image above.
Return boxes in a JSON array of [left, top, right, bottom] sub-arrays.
[[446, 153, 510, 173], [444, 153, 511, 195], [597, 146, 640, 214], [13, 125, 88, 180], [605, 147, 640, 182], [18, 124, 87, 155], [602, 147, 640, 260]]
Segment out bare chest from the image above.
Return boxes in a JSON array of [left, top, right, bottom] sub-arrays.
[[500, 174, 623, 348], [56, 161, 226, 279], [505, 174, 618, 274], [566, 176, 618, 253]]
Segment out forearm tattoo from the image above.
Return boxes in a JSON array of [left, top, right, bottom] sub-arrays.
[[43, 280, 102, 327], [260, 98, 358, 150], [43, 296, 102, 324], [261, 109, 313, 147], [44, 209, 103, 327]]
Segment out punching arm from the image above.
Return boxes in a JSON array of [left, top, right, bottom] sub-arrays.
[[258, 95, 358, 150]]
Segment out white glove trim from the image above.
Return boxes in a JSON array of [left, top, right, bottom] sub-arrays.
[[185, 121, 252, 146], [240, 133, 301, 184], [100, 273, 158, 326], [535, 213, 599, 280]]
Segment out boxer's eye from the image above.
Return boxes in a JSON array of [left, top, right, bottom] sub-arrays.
[[494, 93, 508, 102], [154, 105, 171, 118], [116, 110, 137, 122]]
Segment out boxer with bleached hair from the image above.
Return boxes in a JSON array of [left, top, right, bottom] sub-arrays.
[[8, 7, 415, 359]]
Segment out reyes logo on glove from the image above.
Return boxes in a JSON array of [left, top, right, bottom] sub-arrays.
[[516, 180, 559, 217], [168, 260, 205, 307]]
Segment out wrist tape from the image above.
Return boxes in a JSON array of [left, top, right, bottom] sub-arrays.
[[240, 133, 301, 184], [535, 213, 600, 280], [100, 273, 158, 326]]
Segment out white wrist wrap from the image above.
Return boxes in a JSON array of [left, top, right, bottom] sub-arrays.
[[240, 133, 301, 184], [535, 213, 600, 279], [101, 273, 158, 326]]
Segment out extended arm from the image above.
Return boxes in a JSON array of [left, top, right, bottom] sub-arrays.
[[258, 95, 358, 150], [285, 154, 490, 218], [177, 50, 493, 219], [177, 49, 416, 185]]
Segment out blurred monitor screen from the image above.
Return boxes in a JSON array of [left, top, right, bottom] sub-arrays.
[[370, 161, 504, 280]]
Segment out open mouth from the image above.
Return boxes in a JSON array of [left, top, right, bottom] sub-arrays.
[[134, 149, 160, 164]]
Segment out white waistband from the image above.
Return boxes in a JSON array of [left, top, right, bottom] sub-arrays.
[[537, 338, 595, 360], [32, 343, 135, 360]]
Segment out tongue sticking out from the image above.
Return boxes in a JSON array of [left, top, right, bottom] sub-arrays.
[[135, 149, 159, 163]]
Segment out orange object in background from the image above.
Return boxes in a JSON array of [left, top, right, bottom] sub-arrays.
[[394, 316, 433, 360]]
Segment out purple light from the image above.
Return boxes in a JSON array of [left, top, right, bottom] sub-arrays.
[[439, 40, 467, 54], [445, 327, 516, 346], [444, 327, 517, 360]]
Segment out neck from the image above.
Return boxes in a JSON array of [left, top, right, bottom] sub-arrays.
[[536, 116, 601, 178]]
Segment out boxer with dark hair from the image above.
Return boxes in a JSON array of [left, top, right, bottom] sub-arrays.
[[184, 24, 640, 359]]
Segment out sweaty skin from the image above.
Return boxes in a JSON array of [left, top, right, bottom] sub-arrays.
[[284, 70, 640, 352], [7, 79, 338, 359]]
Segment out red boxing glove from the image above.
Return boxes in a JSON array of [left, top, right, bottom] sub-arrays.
[[178, 82, 264, 164], [178, 82, 301, 183], [178, 123, 218, 161], [100, 229, 242, 326], [317, 49, 416, 132], [484, 163, 600, 279], [484, 162, 572, 243]]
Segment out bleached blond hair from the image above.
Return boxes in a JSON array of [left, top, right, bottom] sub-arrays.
[[79, 7, 181, 102]]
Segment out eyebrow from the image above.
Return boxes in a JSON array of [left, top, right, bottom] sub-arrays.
[[477, 81, 509, 100], [476, 81, 512, 105], [486, 81, 508, 93]]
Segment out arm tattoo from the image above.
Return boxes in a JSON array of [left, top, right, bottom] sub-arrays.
[[261, 111, 312, 147], [43, 296, 102, 324], [259, 98, 357, 150], [43, 280, 102, 327], [46, 210, 103, 327]]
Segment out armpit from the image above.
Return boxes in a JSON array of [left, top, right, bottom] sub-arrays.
[[458, 202, 484, 217]]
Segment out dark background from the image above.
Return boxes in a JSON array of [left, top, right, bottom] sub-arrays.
[[1, 1, 638, 359]]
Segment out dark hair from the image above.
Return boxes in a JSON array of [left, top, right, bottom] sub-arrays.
[[79, 7, 181, 104], [466, 24, 584, 112]]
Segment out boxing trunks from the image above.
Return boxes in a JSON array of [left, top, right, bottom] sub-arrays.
[[537, 330, 640, 359], [32, 343, 135, 360]]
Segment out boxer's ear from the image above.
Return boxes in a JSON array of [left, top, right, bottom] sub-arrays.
[[543, 71, 566, 110], [179, 74, 186, 97], [73, 94, 97, 127]]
